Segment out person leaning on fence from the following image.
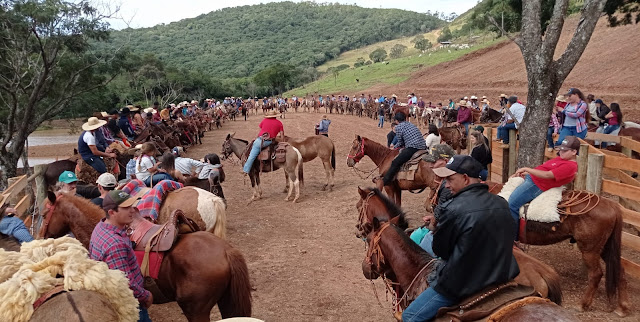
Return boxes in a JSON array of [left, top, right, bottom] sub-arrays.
[[508, 136, 579, 241], [555, 88, 589, 146], [242, 110, 284, 175], [496, 96, 526, 144]]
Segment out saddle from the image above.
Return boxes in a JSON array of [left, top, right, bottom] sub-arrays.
[[396, 150, 429, 181], [434, 282, 538, 322], [243, 138, 290, 171], [129, 209, 199, 253]]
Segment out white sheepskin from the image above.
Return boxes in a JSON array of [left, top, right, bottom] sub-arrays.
[[498, 177, 565, 223], [0, 237, 139, 322], [624, 121, 640, 129]]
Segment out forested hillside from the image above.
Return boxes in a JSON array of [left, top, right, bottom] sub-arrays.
[[98, 2, 443, 77]]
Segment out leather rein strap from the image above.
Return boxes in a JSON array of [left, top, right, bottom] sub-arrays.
[[40, 194, 64, 239], [347, 138, 366, 162]]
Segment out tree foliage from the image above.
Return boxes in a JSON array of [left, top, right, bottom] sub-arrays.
[[354, 57, 366, 67], [369, 48, 388, 63], [390, 44, 407, 58], [437, 26, 453, 42], [254, 63, 294, 95], [411, 35, 432, 51]]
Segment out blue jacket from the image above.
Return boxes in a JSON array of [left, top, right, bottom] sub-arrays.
[[318, 119, 331, 133], [118, 116, 135, 137]]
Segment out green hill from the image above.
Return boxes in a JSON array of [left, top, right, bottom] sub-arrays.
[[98, 2, 443, 77]]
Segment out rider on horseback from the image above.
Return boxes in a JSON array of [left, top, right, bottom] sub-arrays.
[[403, 155, 519, 321], [242, 110, 284, 175], [380, 112, 426, 186], [78, 117, 117, 174]]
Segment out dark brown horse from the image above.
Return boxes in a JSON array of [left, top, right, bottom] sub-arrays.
[[280, 135, 336, 191], [39, 193, 252, 321], [346, 136, 439, 207], [443, 181, 630, 316], [362, 218, 578, 321], [438, 126, 466, 153], [356, 187, 563, 304], [480, 107, 503, 123]]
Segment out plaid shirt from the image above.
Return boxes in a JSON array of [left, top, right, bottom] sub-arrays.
[[563, 100, 588, 133], [394, 121, 427, 150], [89, 219, 150, 303]]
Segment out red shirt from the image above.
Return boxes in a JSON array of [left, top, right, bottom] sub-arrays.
[[530, 157, 577, 191], [608, 111, 619, 126], [258, 118, 284, 138]]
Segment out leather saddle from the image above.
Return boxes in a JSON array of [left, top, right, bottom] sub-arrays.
[[434, 282, 538, 322], [396, 150, 429, 181], [129, 209, 199, 253]]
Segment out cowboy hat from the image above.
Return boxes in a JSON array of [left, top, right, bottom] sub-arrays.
[[100, 111, 109, 118], [482, 96, 487, 99], [459, 100, 467, 106], [392, 94, 397, 98], [191, 100, 198, 104], [500, 94, 507, 98], [463, 96, 469, 100], [322, 115, 328, 120], [470, 95, 478, 100], [555, 95, 567, 102], [143, 107, 157, 114], [482, 99, 490, 104], [465, 101, 473, 107], [82, 117, 107, 131], [264, 110, 280, 118]]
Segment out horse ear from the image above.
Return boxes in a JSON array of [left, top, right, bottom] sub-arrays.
[[389, 216, 399, 225], [355, 134, 361, 141], [225, 133, 231, 140], [372, 217, 381, 230], [47, 191, 56, 204], [357, 186, 368, 199]]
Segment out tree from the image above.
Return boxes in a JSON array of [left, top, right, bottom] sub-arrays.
[[437, 26, 453, 42], [498, 0, 637, 168], [0, 0, 127, 185], [412, 35, 432, 51], [354, 57, 366, 67], [254, 63, 293, 94], [369, 48, 387, 63], [390, 44, 407, 59]]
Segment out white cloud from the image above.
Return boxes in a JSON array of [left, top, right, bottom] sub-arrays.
[[101, 0, 478, 30]]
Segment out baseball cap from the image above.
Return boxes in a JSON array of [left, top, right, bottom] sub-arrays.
[[102, 190, 140, 211], [472, 125, 485, 133], [432, 155, 484, 179], [557, 136, 580, 151], [565, 88, 579, 96], [58, 171, 78, 184], [96, 173, 117, 188], [594, 99, 603, 104]]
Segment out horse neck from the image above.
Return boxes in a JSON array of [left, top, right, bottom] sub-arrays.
[[363, 138, 391, 166], [59, 199, 102, 248], [378, 228, 431, 290]]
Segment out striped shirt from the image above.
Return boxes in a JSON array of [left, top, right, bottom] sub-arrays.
[[89, 219, 150, 303], [563, 100, 588, 133], [394, 121, 427, 150]]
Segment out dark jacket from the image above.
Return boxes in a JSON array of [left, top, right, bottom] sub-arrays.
[[432, 183, 519, 301], [596, 104, 610, 125], [118, 116, 135, 137], [471, 144, 492, 169]]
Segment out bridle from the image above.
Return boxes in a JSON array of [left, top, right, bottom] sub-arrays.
[[39, 194, 64, 239], [221, 140, 233, 160], [356, 190, 376, 239], [347, 138, 366, 163]]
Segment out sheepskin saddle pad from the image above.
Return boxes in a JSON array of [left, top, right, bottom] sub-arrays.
[[498, 177, 565, 223], [0, 237, 139, 322]]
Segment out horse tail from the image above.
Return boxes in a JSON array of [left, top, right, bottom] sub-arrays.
[[218, 247, 252, 318], [331, 144, 336, 170], [603, 208, 623, 301], [211, 195, 227, 239], [540, 262, 563, 305]]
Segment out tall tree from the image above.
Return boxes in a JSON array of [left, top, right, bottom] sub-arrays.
[[0, 0, 127, 185], [254, 63, 293, 94]]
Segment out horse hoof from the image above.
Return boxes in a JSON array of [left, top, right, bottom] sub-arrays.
[[614, 307, 629, 317], [282, 189, 289, 193]]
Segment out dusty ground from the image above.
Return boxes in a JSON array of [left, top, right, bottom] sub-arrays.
[[38, 111, 630, 321]]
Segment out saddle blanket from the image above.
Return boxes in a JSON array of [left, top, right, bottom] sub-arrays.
[[397, 150, 429, 181], [134, 251, 164, 279], [498, 177, 564, 222], [122, 179, 184, 221]]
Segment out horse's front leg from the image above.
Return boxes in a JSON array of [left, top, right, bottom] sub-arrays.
[[283, 171, 290, 193]]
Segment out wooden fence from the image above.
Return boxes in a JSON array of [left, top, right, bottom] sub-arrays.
[[475, 125, 640, 279], [1, 164, 48, 235]]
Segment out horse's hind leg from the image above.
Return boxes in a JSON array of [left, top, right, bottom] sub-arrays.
[[283, 171, 290, 193], [321, 160, 332, 191], [579, 250, 604, 312]]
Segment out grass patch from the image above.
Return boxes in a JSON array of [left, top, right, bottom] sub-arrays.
[[287, 37, 504, 96]]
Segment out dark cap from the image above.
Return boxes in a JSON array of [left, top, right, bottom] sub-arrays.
[[565, 88, 580, 96], [108, 109, 119, 116], [102, 190, 139, 211], [557, 136, 580, 151], [120, 107, 130, 114], [472, 125, 484, 133], [432, 155, 484, 178], [595, 99, 603, 104], [424, 144, 456, 162], [508, 96, 518, 104]]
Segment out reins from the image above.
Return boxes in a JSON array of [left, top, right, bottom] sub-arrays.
[[40, 194, 64, 239]]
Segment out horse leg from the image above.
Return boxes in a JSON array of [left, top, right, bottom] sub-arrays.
[[579, 250, 604, 312], [285, 173, 294, 201], [321, 160, 331, 191], [283, 171, 290, 193]]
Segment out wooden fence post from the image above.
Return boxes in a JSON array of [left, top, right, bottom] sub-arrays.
[[586, 153, 604, 194], [574, 144, 589, 190], [508, 129, 517, 176], [486, 127, 493, 181]]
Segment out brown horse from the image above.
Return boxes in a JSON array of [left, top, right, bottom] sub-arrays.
[[280, 135, 336, 191], [362, 219, 578, 321], [221, 134, 303, 203], [439, 181, 630, 316], [356, 187, 563, 304], [438, 126, 466, 153], [39, 193, 252, 321], [346, 136, 439, 207]]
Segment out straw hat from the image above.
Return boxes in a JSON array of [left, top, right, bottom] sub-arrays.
[[322, 115, 328, 120], [465, 101, 473, 108], [482, 99, 490, 104], [191, 100, 198, 104], [100, 111, 109, 118], [82, 117, 107, 131], [264, 110, 280, 118], [126, 105, 139, 112], [470, 95, 477, 100], [143, 107, 157, 114], [500, 94, 507, 98], [482, 96, 487, 99], [392, 94, 397, 98], [459, 100, 467, 106], [463, 96, 469, 100], [555, 95, 567, 102]]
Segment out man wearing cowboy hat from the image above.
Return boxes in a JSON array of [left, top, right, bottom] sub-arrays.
[[79, 117, 117, 174], [317, 115, 331, 137], [242, 110, 284, 175], [454, 100, 473, 134]]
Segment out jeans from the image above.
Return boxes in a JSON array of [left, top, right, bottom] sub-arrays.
[[601, 124, 620, 148], [143, 173, 174, 187], [378, 115, 384, 128], [507, 175, 544, 240], [402, 285, 455, 322], [555, 126, 586, 147], [243, 137, 271, 173], [594, 125, 606, 145], [419, 231, 436, 258], [383, 147, 419, 186], [497, 123, 517, 143], [547, 127, 556, 148], [0, 215, 34, 243], [320, 133, 328, 137], [138, 306, 152, 322], [84, 157, 107, 174], [479, 169, 488, 181], [461, 122, 470, 135]]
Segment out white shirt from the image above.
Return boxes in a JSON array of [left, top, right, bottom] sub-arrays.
[[507, 102, 526, 128], [83, 131, 96, 146], [135, 155, 155, 182], [425, 134, 441, 150], [175, 157, 206, 175]]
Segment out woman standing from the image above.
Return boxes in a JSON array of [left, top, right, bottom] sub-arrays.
[[424, 124, 441, 150], [135, 143, 173, 187], [555, 88, 589, 146], [469, 131, 492, 181], [547, 104, 562, 151], [601, 103, 623, 148]]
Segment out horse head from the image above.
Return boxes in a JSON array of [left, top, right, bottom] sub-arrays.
[[40, 191, 70, 239], [362, 217, 392, 280], [221, 133, 235, 160], [356, 187, 408, 239], [347, 135, 364, 167]]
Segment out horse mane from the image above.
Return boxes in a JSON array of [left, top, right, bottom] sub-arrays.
[[370, 188, 409, 230], [234, 138, 249, 144], [385, 224, 433, 264], [59, 193, 105, 221]]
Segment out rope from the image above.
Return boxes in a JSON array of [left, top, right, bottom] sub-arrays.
[[558, 190, 600, 216], [395, 259, 436, 310], [352, 164, 380, 180]]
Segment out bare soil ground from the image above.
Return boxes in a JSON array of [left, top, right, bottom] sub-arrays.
[[362, 17, 640, 121], [65, 111, 636, 322]]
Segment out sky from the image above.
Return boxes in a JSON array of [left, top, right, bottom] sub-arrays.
[[100, 0, 479, 30]]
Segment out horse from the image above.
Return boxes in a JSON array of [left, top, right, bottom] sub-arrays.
[[39, 193, 252, 321], [280, 135, 336, 191], [347, 136, 439, 207], [362, 218, 578, 321], [438, 126, 466, 153], [355, 187, 563, 304], [431, 181, 630, 316], [481, 107, 504, 123], [221, 134, 303, 203]]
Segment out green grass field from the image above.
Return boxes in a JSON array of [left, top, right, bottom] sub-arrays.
[[286, 37, 503, 97]]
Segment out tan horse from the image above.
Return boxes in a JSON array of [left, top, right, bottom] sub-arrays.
[[39, 193, 252, 321], [280, 135, 336, 191], [346, 135, 439, 207], [30, 290, 121, 322]]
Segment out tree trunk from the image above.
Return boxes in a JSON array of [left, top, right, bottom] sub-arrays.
[[0, 152, 20, 189]]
